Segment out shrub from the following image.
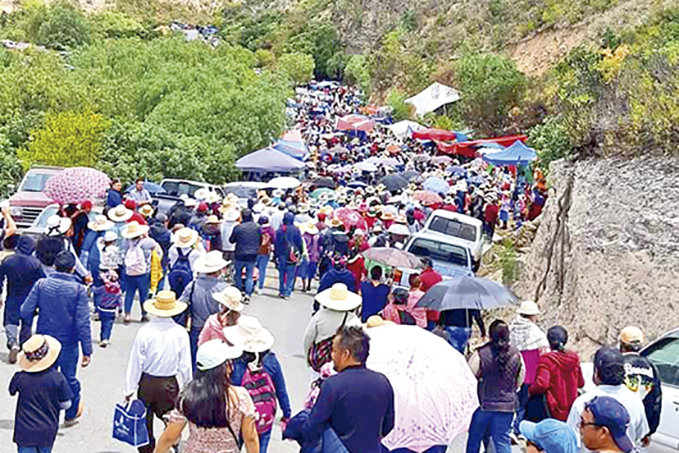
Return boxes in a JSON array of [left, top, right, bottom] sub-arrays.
[[386, 88, 411, 121], [344, 54, 371, 94], [528, 117, 572, 167], [34, 1, 91, 50], [278, 53, 315, 85]]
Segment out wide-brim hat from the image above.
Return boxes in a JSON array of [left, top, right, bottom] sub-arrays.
[[298, 203, 310, 213], [212, 286, 244, 312], [205, 215, 222, 225], [381, 212, 395, 221], [517, 300, 541, 316], [329, 218, 343, 228], [108, 204, 133, 222], [196, 339, 243, 372], [315, 283, 362, 311], [45, 215, 72, 236], [205, 191, 221, 204], [222, 209, 240, 222], [303, 222, 319, 235], [88, 214, 113, 232], [194, 187, 210, 201], [184, 198, 198, 208], [272, 189, 284, 198], [174, 227, 199, 248], [194, 250, 228, 274], [121, 221, 149, 239], [223, 315, 275, 353], [18, 334, 61, 373], [388, 223, 411, 236], [138, 204, 155, 218], [144, 290, 188, 317]]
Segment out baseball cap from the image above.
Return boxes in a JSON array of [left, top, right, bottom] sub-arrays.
[[585, 396, 633, 453], [594, 346, 625, 385], [520, 419, 578, 453], [196, 340, 242, 372], [619, 326, 644, 346]]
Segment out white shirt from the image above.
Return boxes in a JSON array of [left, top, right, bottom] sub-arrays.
[[125, 317, 192, 396], [566, 384, 649, 451], [271, 210, 286, 232], [220, 221, 237, 252]]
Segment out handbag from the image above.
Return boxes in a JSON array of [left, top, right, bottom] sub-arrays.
[[307, 313, 348, 372], [112, 399, 150, 448]]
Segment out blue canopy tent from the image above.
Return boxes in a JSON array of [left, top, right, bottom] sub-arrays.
[[482, 141, 537, 166], [272, 130, 309, 160], [236, 147, 305, 173]]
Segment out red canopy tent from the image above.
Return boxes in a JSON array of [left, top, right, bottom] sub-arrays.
[[336, 114, 375, 133], [412, 128, 457, 142], [435, 134, 528, 158]]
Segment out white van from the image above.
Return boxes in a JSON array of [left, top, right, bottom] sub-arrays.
[[422, 210, 485, 270]]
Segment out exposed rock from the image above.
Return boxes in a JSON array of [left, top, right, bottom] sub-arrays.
[[515, 157, 679, 357]]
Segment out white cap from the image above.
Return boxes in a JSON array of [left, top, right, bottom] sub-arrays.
[[196, 340, 243, 372]]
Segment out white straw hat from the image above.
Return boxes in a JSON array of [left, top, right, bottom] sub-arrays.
[[103, 230, 118, 242], [212, 287, 244, 312], [314, 283, 362, 311], [18, 335, 61, 373], [223, 209, 240, 222], [45, 215, 72, 236], [143, 291, 187, 317], [196, 339, 243, 372], [223, 316, 275, 353], [121, 221, 150, 239], [173, 227, 199, 248], [88, 214, 113, 232], [194, 250, 228, 274], [517, 300, 541, 316], [108, 204, 133, 222]]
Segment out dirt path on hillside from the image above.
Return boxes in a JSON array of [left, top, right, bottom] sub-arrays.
[[511, 0, 666, 76]]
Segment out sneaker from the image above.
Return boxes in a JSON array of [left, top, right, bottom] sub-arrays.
[[242, 296, 250, 305], [140, 315, 150, 323], [99, 340, 109, 348], [64, 402, 84, 427], [255, 288, 262, 295], [123, 314, 131, 324], [8, 344, 19, 364]]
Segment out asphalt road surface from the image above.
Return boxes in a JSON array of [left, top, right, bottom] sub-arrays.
[[0, 271, 667, 453]]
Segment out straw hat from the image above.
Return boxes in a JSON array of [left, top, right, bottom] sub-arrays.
[[138, 204, 155, 218], [223, 316, 275, 353], [329, 218, 343, 228], [103, 230, 118, 242], [222, 209, 240, 222], [108, 204, 133, 222], [212, 286, 244, 312], [315, 283, 362, 311], [387, 223, 410, 236], [194, 188, 210, 201], [298, 203, 310, 213], [517, 300, 541, 316], [45, 215, 72, 236], [184, 198, 198, 208], [18, 335, 61, 373], [143, 290, 188, 317], [260, 196, 272, 207], [395, 215, 407, 225], [194, 250, 228, 274], [121, 221, 150, 239], [87, 214, 113, 232], [173, 227, 199, 248], [380, 212, 395, 221], [205, 191, 221, 204], [252, 204, 264, 214], [205, 215, 222, 225], [320, 205, 334, 215], [196, 339, 243, 372], [303, 222, 319, 235]]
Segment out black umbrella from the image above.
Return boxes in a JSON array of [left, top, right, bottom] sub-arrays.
[[380, 174, 408, 192], [417, 276, 518, 311], [314, 177, 336, 189]]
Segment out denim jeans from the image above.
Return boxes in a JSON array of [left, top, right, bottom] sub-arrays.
[[56, 343, 81, 421], [278, 260, 297, 297], [256, 254, 269, 289], [234, 259, 256, 296], [189, 326, 201, 371], [465, 408, 513, 453], [124, 273, 150, 315], [17, 447, 53, 453], [513, 383, 530, 434], [259, 429, 272, 453], [99, 311, 116, 341], [445, 326, 472, 354]]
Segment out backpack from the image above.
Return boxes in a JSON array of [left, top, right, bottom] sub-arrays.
[[168, 248, 193, 298], [258, 231, 272, 255], [125, 241, 147, 276], [241, 366, 277, 434]]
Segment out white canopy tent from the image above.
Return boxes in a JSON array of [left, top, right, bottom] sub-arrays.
[[405, 82, 461, 116], [385, 120, 425, 139]]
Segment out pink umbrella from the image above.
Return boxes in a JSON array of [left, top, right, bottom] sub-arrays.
[[44, 167, 111, 205], [412, 190, 442, 204], [333, 207, 368, 231], [366, 324, 479, 452], [336, 114, 375, 133], [432, 155, 453, 165]]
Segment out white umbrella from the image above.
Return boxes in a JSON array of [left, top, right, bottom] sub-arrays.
[[366, 324, 479, 452], [267, 177, 301, 189], [354, 162, 378, 172]]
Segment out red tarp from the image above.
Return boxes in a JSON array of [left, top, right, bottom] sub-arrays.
[[435, 135, 528, 158], [412, 128, 457, 142]]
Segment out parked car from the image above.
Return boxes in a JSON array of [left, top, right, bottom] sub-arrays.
[[223, 182, 267, 207], [394, 230, 475, 287], [6, 166, 63, 229], [421, 210, 485, 271], [22, 203, 100, 240], [153, 179, 225, 215]]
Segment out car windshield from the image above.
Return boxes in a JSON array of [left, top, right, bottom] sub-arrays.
[[644, 337, 679, 387], [408, 238, 470, 267], [428, 216, 478, 242], [20, 172, 56, 192], [33, 206, 59, 229], [161, 181, 204, 198], [224, 186, 258, 199]]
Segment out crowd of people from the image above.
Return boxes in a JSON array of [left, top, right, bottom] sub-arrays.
[[0, 80, 663, 453]]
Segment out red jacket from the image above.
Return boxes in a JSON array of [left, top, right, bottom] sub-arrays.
[[529, 350, 585, 421], [419, 268, 442, 322]]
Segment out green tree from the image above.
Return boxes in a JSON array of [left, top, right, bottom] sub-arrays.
[[0, 133, 23, 197], [344, 54, 371, 94], [386, 88, 411, 121], [278, 53, 315, 86], [451, 52, 527, 135], [34, 1, 92, 50], [528, 117, 572, 167], [18, 110, 109, 169]]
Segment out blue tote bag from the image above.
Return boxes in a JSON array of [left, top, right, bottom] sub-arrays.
[[112, 399, 150, 448]]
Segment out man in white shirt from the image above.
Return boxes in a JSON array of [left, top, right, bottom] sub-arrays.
[[567, 347, 649, 452], [124, 291, 192, 453]]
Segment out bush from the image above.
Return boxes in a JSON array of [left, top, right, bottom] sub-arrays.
[[0, 134, 23, 198], [344, 54, 371, 94], [278, 53, 315, 85], [18, 110, 110, 169], [499, 241, 518, 285], [255, 49, 275, 68], [528, 117, 572, 167], [386, 88, 411, 121], [34, 1, 91, 50]]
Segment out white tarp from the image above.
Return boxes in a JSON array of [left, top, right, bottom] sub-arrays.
[[386, 120, 424, 139], [405, 82, 461, 116]]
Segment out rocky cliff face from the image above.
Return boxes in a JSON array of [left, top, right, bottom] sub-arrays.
[[515, 157, 679, 356]]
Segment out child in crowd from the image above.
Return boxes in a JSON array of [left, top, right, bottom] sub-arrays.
[[94, 231, 122, 347], [9, 334, 72, 453]]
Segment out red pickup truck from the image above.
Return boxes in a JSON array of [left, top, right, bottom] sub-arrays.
[[8, 166, 63, 229]]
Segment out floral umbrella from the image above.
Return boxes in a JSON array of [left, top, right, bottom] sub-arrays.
[[333, 207, 368, 232], [362, 248, 423, 269], [366, 324, 479, 452], [412, 190, 442, 204], [44, 167, 110, 205]]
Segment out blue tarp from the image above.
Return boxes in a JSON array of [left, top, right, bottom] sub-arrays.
[[236, 147, 305, 173], [273, 139, 308, 160], [482, 141, 537, 166]]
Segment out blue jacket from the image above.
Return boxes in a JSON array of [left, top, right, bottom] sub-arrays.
[[80, 230, 104, 283], [318, 268, 356, 294], [106, 188, 123, 209], [229, 221, 261, 260], [20, 272, 93, 357], [0, 237, 45, 324], [231, 352, 292, 419], [275, 212, 304, 262]]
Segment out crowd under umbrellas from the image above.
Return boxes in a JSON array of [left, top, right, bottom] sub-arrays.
[[0, 81, 660, 453]]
